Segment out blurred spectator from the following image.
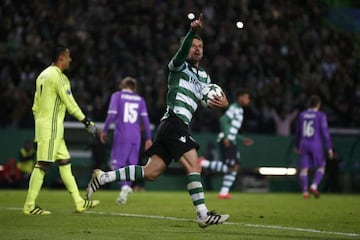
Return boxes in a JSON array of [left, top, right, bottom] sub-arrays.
[[91, 95, 108, 122], [271, 107, 298, 136], [17, 140, 36, 180], [0, 0, 358, 131], [0, 158, 22, 188]]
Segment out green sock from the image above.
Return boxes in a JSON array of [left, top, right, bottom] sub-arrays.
[[187, 173, 208, 218], [114, 166, 144, 182], [59, 164, 82, 203], [219, 171, 237, 195], [24, 167, 45, 210]]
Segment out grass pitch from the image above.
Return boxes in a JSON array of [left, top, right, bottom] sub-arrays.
[[0, 190, 359, 240]]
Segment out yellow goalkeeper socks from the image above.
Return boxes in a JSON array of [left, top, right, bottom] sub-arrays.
[[59, 164, 83, 204], [23, 166, 45, 211]]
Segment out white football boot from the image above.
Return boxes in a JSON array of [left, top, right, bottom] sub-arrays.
[[116, 185, 133, 205], [86, 169, 106, 199], [197, 211, 230, 228]]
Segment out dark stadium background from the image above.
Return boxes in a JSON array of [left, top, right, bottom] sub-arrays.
[[0, 0, 359, 192]]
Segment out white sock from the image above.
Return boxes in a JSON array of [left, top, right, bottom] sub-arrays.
[[196, 204, 209, 219], [101, 171, 116, 184], [209, 161, 228, 173], [219, 171, 237, 195], [201, 159, 210, 168]]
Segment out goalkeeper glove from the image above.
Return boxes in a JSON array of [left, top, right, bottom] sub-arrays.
[[82, 117, 97, 138]]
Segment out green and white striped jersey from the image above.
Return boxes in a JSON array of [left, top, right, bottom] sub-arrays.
[[217, 103, 244, 144], [162, 31, 211, 125]]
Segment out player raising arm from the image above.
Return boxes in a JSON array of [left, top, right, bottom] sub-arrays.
[[87, 13, 230, 228]]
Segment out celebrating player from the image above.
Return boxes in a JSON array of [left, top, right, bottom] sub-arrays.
[[87, 13, 230, 228], [23, 45, 100, 215]]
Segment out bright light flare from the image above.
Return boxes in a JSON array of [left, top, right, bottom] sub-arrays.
[[187, 13, 195, 20], [236, 21, 244, 29], [258, 167, 297, 176]]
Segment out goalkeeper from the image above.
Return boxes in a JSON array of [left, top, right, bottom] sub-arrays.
[[23, 45, 100, 215]]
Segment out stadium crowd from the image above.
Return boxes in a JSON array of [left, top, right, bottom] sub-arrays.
[[0, 0, 359, 133]]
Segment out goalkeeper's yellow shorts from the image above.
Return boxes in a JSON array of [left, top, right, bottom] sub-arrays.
[[36, 138, 70, 162]]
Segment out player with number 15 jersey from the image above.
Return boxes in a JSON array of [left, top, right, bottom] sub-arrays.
[[100, 77, 152, 204], [101, 77, 152, 179]]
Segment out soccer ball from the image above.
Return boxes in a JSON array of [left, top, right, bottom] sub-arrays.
[[200, 83, 224, 107]]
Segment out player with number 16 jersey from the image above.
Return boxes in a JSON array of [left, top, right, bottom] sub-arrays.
[[295, 100, 332, 166], [295, 95, 333, 198]]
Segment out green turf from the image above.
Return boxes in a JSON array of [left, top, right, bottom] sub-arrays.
[[0, 190, 359, 240]]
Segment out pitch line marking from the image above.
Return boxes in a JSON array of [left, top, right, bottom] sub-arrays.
[[86, 210, 359, 238], [4, 207, 359, 238]]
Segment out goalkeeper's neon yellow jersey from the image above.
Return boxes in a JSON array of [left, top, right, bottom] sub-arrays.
[[32, 65, 85, 141]]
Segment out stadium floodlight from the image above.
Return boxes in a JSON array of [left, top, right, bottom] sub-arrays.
[[258, 167, 297, 176], [236, 21, 244, 29], [187, 12, 195, 20]]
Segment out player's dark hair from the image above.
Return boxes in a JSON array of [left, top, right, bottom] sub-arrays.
[[194, 34, 203, 42], [52, 45, 67, 62], [307, 94, 321, 108], [120, 76, 137, 91], [180, 34, 202, 44], [236, 88, 249, 98]]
